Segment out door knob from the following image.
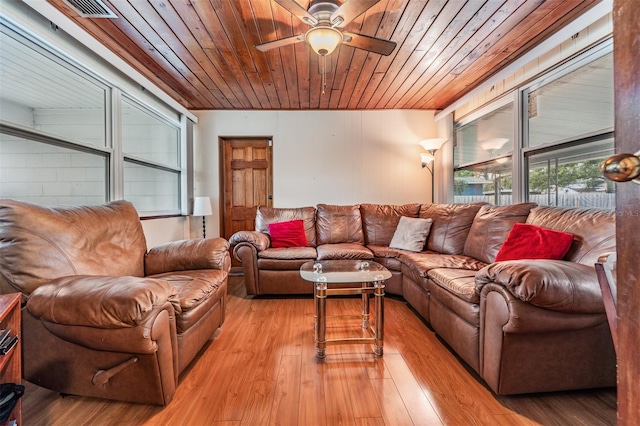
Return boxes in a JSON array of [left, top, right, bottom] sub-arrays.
[[601, 151, 640, 184]]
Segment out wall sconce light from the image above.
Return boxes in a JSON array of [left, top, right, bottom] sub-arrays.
[[419, 138, 448, 203], [193, 196, 213, 239]]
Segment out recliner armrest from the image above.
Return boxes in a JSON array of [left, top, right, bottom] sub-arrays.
[[229, 230, 270, 252], [475, 260, 605, 314], [145, 238, 231, 275], [27, 275, 181, 328]]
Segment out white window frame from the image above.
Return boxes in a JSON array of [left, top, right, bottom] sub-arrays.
[[0, 17, 188, 217]]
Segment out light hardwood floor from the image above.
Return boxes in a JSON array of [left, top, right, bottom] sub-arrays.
[[23, 275, 616, 426]]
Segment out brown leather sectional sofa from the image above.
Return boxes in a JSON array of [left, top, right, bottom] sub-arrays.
[[230, 202, 617, 395], [0, 199, 231, 405]]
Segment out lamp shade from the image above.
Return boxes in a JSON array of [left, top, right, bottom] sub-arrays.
[[306, 26, 342, 55], [193, 196, 212, 216], [419, 138, 448, 151], [421, 152, 435, 166]]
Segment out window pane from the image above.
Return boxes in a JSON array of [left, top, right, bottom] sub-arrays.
[[527, 138, 615, 209], [0, 30, 108, 147], [0, 132, 107, 206], [124, 162, 179, 214], [454, 158, 513, 205], [122, 99, 179, 168], [528, 53, 613, 147], [454, 103, 514, 167]]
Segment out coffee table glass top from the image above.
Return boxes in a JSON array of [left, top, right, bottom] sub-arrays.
[[300, 260, 392, 283]]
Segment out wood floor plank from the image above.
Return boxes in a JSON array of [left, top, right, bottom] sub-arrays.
[[239, 379, 277, 426], [298, 341, 328, 426], [269, 354, 302, 426], [21, 276, 616, 426], [322, 354, 358, 426], [383, 353, 443, 425], [370, 377, 415, 426]]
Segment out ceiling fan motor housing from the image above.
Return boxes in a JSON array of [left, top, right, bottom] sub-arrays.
[[308, 0, 340, 24], [256, 0, 395, 57]]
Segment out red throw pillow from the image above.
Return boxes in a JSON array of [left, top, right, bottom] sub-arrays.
[[495, 223, 574, 262], [268, 220, 309, 248]]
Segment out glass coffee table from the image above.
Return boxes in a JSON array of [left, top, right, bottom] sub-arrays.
[[300, 260, 392, 358]]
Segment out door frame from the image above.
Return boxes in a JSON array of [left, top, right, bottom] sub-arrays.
[[612, 0, 640, 422]]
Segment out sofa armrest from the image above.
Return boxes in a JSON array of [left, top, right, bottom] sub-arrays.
[[479, 282, 607, 334], [229, 230, 270, 252], [475, 260, 605, 314], [145, 238, 231, 275]]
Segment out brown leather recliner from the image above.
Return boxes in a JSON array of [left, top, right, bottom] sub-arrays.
[[0, 199, 230, 405]]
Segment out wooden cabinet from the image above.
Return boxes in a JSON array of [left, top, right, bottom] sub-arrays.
[[0, 294, 21, 426]]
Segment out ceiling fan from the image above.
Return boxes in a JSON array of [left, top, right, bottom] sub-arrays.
[[255, 0, 397, 57]]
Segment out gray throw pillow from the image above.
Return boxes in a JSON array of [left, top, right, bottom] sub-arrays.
[[389, 216, 433, 252]]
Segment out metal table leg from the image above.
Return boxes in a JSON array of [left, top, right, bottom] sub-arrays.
[[374, 280, 385, 356]]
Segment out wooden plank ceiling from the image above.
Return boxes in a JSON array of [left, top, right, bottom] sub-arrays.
[[48, 0, 601, 110]]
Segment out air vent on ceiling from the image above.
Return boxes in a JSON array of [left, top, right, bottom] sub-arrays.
[[62, 0, 117, 18]]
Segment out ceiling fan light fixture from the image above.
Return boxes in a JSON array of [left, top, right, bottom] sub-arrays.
[[306, 26, 342, 56]]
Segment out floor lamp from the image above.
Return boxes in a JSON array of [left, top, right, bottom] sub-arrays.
[[419, 138, 447, 203], [193, 196, 213, 238]]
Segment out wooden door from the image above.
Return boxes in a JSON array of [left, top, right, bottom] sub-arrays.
[[612, 1, 640, 423], [220, 137, 273, 240]]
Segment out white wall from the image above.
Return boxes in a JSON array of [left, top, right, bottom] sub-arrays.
[[192, 109, 438, 237]]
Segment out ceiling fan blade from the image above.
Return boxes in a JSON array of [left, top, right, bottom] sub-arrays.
[[274, 0, 318, 26], [255, 34, 306, 52], [331, 0, 380, 28], [342, 32, 396, 56]]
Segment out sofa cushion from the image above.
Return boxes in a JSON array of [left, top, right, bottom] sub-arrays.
[[316, 204, 365, 245], [316, 243, 373, 260], [367, 244, 402, 258], [463, 203, 536, 264], [258, 246, 318, 260], [256, 206, 317, 247], [389, 217, 432, 252], [258, 258, 314, 270], [526, 206, 616, 266], [399, 251, 487, 279], [268, 220, 309, 248], [360, 203, 421, 245], [495, 223, 574, 262], [427, 268, 480, 304], [150, 270, 227, 332], [419, 202, 486, 255]]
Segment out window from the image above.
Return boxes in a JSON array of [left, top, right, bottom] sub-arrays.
[[0, 20, 186, 216], [452, 40, 614, 210], [454, 102, 514, 167], [0, 30, 108, 148], [121, 98, 181, 214], [0, 132, 108, 205], [454, 158, 513, 205], [0, 27, 110, 205], [527, 53, 613, 147], [454, 101, 514, 205], [526, 137, 615, 208], [122, 98, 179, 167], [524, 47, 614, 209]]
